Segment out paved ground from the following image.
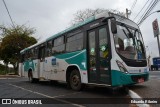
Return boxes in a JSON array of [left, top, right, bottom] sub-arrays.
[[128, 71, 160, 107], [0, 71, 159, 107], [0, 76, 133, 107]]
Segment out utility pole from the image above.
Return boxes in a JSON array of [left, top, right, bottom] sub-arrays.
[[126, 8, 131, 19], [157, 35, 160, 57], [126, 8, 129, 18]]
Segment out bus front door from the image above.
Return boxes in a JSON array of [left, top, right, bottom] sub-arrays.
[[88, 26, 111, 84]]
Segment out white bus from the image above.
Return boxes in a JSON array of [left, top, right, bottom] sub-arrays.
[[19, 12, 149, 91]]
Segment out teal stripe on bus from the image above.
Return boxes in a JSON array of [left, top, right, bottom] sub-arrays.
[[111, 70, 149, 86], [55, 50, 87, 70]]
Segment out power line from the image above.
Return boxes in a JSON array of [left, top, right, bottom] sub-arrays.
[[2, 0, 15, 27], [130, 0, 137, 12], [128, 0, 137, 18], [137, 0, 155, 23], [138, 0, 159, 25], [133, 0, 150, 21]]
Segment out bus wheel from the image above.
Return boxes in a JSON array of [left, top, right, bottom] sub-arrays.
[[28, 71, 34, 83], [122, 86, 129, 94], [69, 69, 82, 91]]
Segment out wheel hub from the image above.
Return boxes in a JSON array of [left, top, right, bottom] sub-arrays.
[[72, 75, 79, 86]]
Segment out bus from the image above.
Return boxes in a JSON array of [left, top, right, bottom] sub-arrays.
[[19, 12, 149, 91]]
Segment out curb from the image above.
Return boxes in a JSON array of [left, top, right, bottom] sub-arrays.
[[0, 75, 20, 78]]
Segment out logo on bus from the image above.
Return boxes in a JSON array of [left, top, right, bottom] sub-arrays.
[[52, 58, 56, 65]]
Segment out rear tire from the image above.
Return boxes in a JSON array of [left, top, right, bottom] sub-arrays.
[[28, 71, 34, 83], [69, 69, 83, 91]]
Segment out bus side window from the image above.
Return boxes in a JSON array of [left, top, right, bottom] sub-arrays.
[[34, 47, 38, 59], [66, 32, 83, 52], [38, 44, 46, 62], [46, 40, 52, 57], [52, 36, 65, 55], [30, 49, 34, 59], [24, 51, 29, 61], [27, 50, 31, 59]]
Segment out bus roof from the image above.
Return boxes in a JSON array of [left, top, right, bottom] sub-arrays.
[[20, 40, 45, 53], [20, 11, 138, 54]]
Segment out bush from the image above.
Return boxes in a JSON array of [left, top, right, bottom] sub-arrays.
[[0, 64, 15, 75], [0, 64, 6, 75]]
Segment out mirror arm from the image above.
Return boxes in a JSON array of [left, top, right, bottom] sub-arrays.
[[102, 16, 117, 34], [102, 16, 116, 22]]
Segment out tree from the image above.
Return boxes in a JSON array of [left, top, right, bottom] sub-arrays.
[[71, 8, 125, 25], [0, 25, 37, 74]]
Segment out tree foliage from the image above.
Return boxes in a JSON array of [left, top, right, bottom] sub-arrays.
[[71, 8, 125, 25], [0, 25, 37, 72]]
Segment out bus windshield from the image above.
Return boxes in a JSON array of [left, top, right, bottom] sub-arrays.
[[114, 23, 146, 60]]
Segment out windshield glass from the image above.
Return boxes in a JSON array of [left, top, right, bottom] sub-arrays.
[[114, 23, 146, 60]]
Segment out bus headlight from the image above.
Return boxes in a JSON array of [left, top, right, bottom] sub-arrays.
[[116, 60, 128, 73]]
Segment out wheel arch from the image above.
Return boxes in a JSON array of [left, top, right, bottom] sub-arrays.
[[28, 68, 33, 77], [66, 64, 81, 83]]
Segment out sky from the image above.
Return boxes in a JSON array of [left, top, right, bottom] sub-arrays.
[[0, 0, 160, 63]]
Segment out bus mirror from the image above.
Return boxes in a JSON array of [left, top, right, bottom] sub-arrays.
[[111, 20, 117, 34], [101, 17, 117, 34]]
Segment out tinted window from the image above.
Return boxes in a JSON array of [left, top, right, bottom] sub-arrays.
[[23, 47, 38, 60], [46, 40, 52, 57], [54, 36, 64, 46], [31, 49, 34, 58], [52, 36, 65, 55], [66, 32, 83, 52], [34, 47, 38, 59], [24, 51, 28, 61], [89, 31, 96, 68], [99, 28, 108, 46], [39, 46, 45, 61], [52, 44, 65, 54]]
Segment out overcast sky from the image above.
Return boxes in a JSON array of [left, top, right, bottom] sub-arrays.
[[0, 0, 160, 61]]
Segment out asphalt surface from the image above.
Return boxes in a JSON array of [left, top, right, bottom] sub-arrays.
[[0, 76, 133, 107], [128, 71, 160, 98], [0, 71, 159, 107], [128, 71, 160, 107]]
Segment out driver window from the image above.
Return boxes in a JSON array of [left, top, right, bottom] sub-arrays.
[[117, 38, 124, 51]]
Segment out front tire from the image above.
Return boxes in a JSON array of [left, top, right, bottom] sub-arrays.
[[69, 69, 83, 91]]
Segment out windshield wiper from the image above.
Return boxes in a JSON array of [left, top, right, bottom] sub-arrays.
[[122, 29, 129, 39], [121, 23, 133, 38], [121, 23, 137, 46], [133, 29, 138, 37]]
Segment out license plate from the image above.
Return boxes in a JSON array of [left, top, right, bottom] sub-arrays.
[[138, 78, 144, 83]]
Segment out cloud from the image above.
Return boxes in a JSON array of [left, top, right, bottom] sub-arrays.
[[1, 0, 160, 58]]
